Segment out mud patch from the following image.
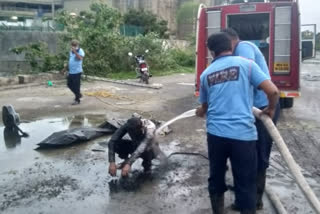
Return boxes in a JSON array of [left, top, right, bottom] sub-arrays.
[[16, 97, 55, 103], [0, 170, 78, 211], [277, 112, 320, 181]]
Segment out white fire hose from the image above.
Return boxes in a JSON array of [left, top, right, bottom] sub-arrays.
[[253, 107, 320, 214], [156, 108, 320, 213], [265, 186, 287, 214]]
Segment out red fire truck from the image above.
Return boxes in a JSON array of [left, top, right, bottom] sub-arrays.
[[195, 0, 301, 108]]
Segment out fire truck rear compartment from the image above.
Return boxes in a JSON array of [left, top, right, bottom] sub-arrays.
[[227, 13, 270, 66]]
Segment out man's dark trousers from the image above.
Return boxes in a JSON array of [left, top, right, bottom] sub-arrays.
[[114, 139, 155, 169], [67, 73, 82, 102], [207, 133, 257, 211]]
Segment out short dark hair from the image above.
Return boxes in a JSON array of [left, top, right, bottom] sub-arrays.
[[221, 28, 239, 40], [207, 33, 232, 57], [71, 39, 79, 46], [127, 117, 142, 131]]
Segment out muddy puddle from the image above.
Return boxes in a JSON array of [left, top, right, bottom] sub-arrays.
[[0, 114, 117, 214], [2, 111, 309, 214], [0, 114, 111, 172], [0, 114, 214, 214]]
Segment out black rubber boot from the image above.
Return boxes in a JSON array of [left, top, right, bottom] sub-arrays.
[[231, 203, 240, 211], [210, 194, 224, 214], [142, 159, 152, 174], [256, 169, 267, 210], [231, 205, 256, 214]]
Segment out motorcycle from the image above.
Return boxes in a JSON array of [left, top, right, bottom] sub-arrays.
[[128, 50, 151, 84]]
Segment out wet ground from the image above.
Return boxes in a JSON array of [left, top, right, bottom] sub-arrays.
[[0, 58, 320, 213], [269, 57, 320, 213]]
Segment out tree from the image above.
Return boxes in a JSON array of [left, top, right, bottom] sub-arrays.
[[11, 42, 64, 73], [177, 1, 198, 25], [123, 9, 169, 38], [301, 30, 320, 51], [176, 1, 199, 38], [302, 30, 314, 40], [54, 3, 125, 76], [12, 3, 177, 76]]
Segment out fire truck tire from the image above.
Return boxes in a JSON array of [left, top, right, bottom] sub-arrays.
[[280, 98, 294, 109]]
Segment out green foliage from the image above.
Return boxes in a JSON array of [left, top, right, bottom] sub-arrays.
[[11, 42, 66, 73], [122, 33, 176, 70], [185, 34, 196, 47], [123, 9, 169, 38], [177, 1, 199, 25], [120, 24, 144, 36], [169, 34, 196, 67], [302, 31, 320, 51], [12, 3, 194, 77], [55, 3, 173, 76], [169, 48, 195, 67], [302, 30, 314, 40]]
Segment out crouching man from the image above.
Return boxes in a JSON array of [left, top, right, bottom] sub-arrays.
[[108, 117, 163, 177]]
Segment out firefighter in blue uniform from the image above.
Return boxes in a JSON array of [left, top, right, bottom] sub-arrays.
[[196, 32, 279, 214], [222, 28, 281, 210]]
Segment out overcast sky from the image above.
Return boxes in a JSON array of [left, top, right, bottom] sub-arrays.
[[299, 0, 320, 32]]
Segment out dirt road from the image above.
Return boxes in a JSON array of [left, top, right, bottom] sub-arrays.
[[0, 63, 320, 214]]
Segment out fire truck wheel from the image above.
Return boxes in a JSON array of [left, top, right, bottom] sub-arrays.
[[280, 98, 294, 109]]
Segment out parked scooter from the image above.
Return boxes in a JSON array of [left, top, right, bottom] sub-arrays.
[[128, 50, 151, 84]]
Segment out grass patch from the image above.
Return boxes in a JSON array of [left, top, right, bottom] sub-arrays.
[[107, 66, 194, 80]]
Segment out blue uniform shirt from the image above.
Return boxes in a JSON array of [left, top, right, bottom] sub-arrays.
[[69, 48, 85, 74], [234, 41, 270, 108], [199, 55, 269, 141]]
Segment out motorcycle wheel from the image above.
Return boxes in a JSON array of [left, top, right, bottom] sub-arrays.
[[142, 73, 149, 84]]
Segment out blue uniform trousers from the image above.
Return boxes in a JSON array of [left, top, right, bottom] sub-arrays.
[[207, 133, 257, 210]]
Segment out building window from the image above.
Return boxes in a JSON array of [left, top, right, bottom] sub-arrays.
[[127, 0, 134, 8]]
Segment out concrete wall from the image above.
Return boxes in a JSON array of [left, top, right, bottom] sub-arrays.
[[0, 31, 60, 76], [163, 39, 190, 50]]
